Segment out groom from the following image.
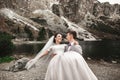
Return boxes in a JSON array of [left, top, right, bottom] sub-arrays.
[[65, 30, 82, 54]]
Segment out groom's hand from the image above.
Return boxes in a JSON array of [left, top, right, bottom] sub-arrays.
[[74, 41, 79, 45]]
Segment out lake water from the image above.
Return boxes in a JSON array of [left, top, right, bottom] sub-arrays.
[[79, 41, 120, 60], [14, 41, 120, 60]]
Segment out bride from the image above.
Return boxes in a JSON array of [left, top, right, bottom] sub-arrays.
[[25, 31, 98, 80]]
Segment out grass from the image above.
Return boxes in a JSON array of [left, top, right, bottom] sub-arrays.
[[0, 56, 14, 64]]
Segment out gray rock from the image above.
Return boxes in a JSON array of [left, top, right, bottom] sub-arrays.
[[9, 57, 30, 72]]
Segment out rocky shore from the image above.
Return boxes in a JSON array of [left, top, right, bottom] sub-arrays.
[[0, 59, 120, 80]]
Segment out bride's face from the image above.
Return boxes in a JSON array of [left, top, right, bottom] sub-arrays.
[[55, 34, 62, 43]]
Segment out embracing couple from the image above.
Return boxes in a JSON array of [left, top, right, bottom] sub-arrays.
[[25, 30, 98, 80]]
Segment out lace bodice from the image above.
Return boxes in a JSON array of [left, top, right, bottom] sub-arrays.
[[48, 44, 66, 55]]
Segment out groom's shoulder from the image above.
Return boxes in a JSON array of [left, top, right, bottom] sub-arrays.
[[74, 41, 79, 45]]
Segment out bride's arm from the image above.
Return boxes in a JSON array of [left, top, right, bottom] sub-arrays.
[[39, 46, 52, 59], [39, 50, 49, 58], [25, 49, 51, 70]]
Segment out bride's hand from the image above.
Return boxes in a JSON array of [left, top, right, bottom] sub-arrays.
[[25, 59, 36, 70], [28, 59, 34, 63]]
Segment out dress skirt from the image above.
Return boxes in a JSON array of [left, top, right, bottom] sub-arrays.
[[45, 51, 98, 80]]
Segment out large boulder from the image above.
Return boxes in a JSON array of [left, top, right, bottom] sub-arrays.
[[31, 9, 67, 33], [0, 8, 42, 40], [8, 57, 30, 72]]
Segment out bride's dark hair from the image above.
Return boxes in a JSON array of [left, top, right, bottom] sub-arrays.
[[53, 33, 62, 43]]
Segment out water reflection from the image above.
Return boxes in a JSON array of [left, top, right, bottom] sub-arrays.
[[80, 41, 120, 60], [14, 41, 120, 60], [14, 43, 44, 55]]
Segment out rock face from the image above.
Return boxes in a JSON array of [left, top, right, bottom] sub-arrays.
[[0, 8, 68, 40], [58, 0, 120, 22], [59, 0, 96, 23], [0, 8, 41, 40], [0, 0, 120, 40], [84, 2, 120, 40], [58, 0, 120, 40], [31, 9, 67, 32], [0, 0, 69, 40], [93, 2, 120, 17], [0, 0, 59, 17]]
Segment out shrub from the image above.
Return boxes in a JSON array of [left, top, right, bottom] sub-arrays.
[[0, 32, 15, 57], [0, 56, 14, 64]]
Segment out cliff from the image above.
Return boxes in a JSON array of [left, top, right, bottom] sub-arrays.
[[0, 0, 120, 40]]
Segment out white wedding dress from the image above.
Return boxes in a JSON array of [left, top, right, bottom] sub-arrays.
[[45, 44, 98, 80]]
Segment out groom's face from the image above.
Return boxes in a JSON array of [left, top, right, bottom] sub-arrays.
[[66, 33, 72, 42]]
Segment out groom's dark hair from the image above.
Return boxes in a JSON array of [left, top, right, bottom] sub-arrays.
[[67, 30, 77, 39]]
